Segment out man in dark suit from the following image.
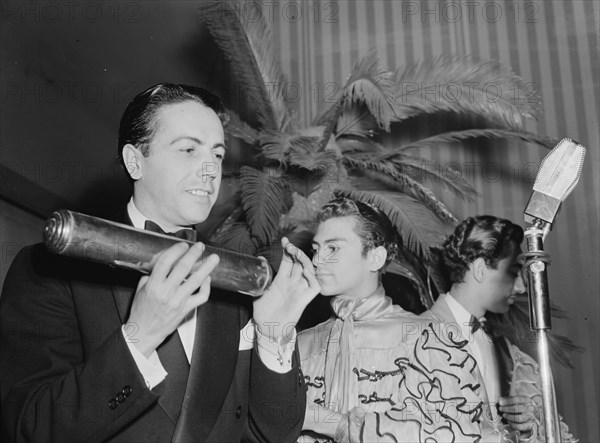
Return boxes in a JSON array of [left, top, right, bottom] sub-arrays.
[[420, 215, 576, 442], [1, 84, 320, 442]]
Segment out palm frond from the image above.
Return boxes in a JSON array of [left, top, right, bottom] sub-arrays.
[[213, 221, 257, 254], [344, 157, 457, 223], [335, 106, 378, 138], [283, 126, 339, 170], [288, 145, 339, 171], [386, 153, 477, 200], [313, 50, 394, 147], [549, 301, 569, 319], [239, 166, 286, 245], [394, 55, 540, 130], [336, 134, 387, 155], [336, 188, 448, 260], [314, 101, 341, 127], [225, 110, 259, 145], [547, 333, 585, 369], [427, 247, 451, 296], [488, 299, 585, 369], [398, 128, 557, 151], [258, 127, 331, 168], [363, 170, 457, 223], [211, 204, 245, 238], [343, 50, 396, 131], [199, 1, 290, 130], [257, 130, 295, 164], [386, 260, 431, 311], [346, 146, 478, 200], [314, 94, 346, 152], [201, 189, 243, 238]]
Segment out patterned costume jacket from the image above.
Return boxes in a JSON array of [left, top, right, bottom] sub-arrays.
[[298, 287, 505, 442], [418, 293, 577, 443]]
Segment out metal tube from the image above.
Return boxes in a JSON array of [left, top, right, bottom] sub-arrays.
[[524, 226, 552, 330], [523, 222, 561, 442], [44, 209, 273, 296], [536, 330, 561, 443]]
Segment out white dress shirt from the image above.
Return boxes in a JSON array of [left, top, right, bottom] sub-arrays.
[[444, 293, 501, 422], [122, 198, 295, 389]]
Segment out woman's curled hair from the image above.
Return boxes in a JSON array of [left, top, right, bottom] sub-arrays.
[[442, 215, 524, 284]]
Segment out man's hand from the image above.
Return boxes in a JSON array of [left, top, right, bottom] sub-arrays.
[[253, 237, 320, 342], [498, 395, 541, 437], [125, 242, 219, 357]]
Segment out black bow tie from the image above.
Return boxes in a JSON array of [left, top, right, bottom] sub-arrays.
[[470, 315, 493, 335], [144, 220, 199, 242]]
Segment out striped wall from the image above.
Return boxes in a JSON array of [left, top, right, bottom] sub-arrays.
[[271, 1, 599, 440]]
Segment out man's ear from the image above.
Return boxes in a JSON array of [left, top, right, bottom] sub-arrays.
[[472, 257, 487, 283], [122, 144, 142, 180], [368, 246, 388, 272]]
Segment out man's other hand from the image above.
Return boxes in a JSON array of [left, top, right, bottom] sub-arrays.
[[126, 242, 218, 357], [253, 237, 320, 342]]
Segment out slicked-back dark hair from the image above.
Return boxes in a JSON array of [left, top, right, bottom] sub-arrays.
[[442, 215, 524, 284], [317, 197, 399, 268], [117, 83, 229, 167]]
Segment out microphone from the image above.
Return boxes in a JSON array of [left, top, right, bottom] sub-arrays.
[[43, 210, 273, 296], [524, 138, 586, 226], [521, 137, 586, 443]]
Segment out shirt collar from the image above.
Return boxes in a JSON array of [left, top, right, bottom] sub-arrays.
[[445, 292, 480, 336], [128, 197, 200, 235], [127, 197, 148, 230]]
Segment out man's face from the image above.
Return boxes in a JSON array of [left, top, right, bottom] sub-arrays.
[[311, 216, 379, 298], [129, 100, 225, 228], [481, 245, 526, 314]]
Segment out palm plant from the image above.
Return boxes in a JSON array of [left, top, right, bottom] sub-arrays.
[[198, 0, 555, 308]]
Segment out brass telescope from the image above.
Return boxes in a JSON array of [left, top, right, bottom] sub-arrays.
[[43, 210, 273, 296]]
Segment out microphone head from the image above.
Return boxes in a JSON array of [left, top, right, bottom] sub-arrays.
[[525, 138, 586, 225], [533, 138, 586, 200]]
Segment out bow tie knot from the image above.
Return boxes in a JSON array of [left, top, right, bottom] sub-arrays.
[[470, 315, 493, 335], [144, 220, 199, 242]]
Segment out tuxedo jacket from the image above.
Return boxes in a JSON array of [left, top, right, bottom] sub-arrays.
[[0, 211, 306, 443]]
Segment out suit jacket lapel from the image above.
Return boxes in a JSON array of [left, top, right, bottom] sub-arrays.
[[172, 297, 241, 442], [108, 206, 242, 439], [428, 296, 491, 405], [110, 283, 135, 324], [108, 205, 175, 423], [109, 207, 140, 324], [494, 337, 514, 397]]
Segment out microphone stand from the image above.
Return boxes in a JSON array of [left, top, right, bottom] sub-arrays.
[[521, 218, 561, 443]]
